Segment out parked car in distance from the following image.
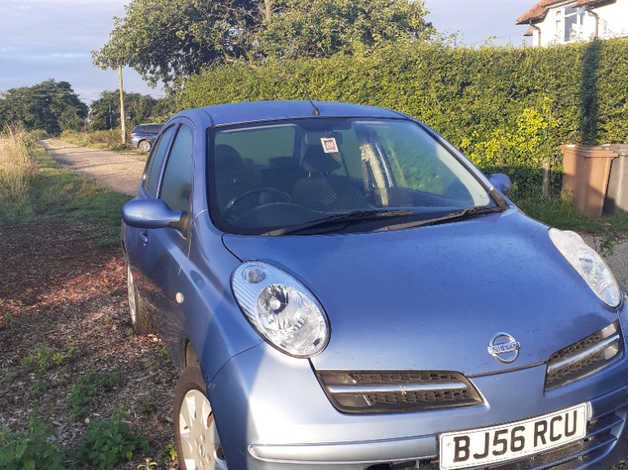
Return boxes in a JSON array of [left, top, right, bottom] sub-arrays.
[[122, 101, 627, 470], [129, 123, 162, 152]]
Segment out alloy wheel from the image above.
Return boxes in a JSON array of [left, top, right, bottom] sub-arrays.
[[178, 389, 227, 470], [127, 264, 137, 326]]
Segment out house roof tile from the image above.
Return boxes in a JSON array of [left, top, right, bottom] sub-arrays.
[[516, 0, 615, 24]]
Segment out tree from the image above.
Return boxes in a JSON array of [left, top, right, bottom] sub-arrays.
[[0, 80, 88, 134], [262, 0, 433, 59], [92, 0, 432, 86], [89, 91, 162, 130], [92, 0, 265, 88], [58, 107, 83, 132]]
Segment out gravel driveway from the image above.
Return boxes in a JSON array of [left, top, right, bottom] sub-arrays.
[[42, 138, 145, 196]]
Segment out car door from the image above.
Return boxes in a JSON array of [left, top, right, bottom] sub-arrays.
[[126, 124, 177, 302], [133, 123, 195, 359]]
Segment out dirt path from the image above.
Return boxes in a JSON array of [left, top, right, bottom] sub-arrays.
[[42, 139, 144, 196]]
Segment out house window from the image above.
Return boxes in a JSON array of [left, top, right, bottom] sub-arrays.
[[564, 6, 581, 42]]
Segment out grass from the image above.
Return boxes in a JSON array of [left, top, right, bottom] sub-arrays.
[[0, 128, 131, 247], [0, 124, 37, 206], [517, 195, 628, 234], [60, 129, 141, 154]]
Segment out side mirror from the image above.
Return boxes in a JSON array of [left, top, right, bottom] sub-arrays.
[[489, 173, 512, 195], [122, 199, 184, 230]]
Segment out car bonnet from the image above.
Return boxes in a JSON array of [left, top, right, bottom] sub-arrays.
[[222, 210, 619, 376]]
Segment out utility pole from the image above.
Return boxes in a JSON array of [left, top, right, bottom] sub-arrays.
[[118, 66, 126, 144], [264, 0, 272, 23]]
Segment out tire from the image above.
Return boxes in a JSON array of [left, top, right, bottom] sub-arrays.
[[126, 263, 151, 335], [138, 140, 151, 153], [174, 367, 228, 470]]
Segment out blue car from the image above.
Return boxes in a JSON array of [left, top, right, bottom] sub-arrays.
[[130, 123, 162, 153], [121, 101, 627, 470]]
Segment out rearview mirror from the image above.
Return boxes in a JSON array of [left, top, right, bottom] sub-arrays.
[[122, 199, 184, 230], [489, 173, 512, 195]]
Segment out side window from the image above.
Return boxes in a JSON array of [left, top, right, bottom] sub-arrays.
[[143, 125, 177, 196], [160, 126, 194, 213]]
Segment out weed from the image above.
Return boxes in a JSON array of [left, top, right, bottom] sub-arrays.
[[22, 341, 78, 373], [4, 371, 17, 385], [0, 417, 65, 470], [67, 371, 118, 421], [596, 230, 617, 257], [0, 300, 24, 330], [0, 313, 13, 330], [74, 409, 148, 469], [137, 458, 158, 469], [29, 382, 44, 399], [160, 443, 177, 465], [136, 394, 159, 416]]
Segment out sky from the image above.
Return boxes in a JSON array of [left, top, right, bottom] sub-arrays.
[[0, 0, 535, 104], [426, 0, 534, 46]]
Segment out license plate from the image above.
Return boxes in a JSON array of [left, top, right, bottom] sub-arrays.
[[439, 403, 588, 469]]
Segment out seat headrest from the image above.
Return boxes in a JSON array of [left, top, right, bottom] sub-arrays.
[[303, 145, 341, 174], [215, 145, 243, 166]]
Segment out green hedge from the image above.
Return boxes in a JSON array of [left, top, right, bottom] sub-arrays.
[[179, 39, 628, 195]]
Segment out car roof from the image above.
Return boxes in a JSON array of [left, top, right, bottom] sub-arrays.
[[175, 100, 408, 127]]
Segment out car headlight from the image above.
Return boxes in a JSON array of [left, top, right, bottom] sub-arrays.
[[231, 262, 330, 357], [549, 228, 621, 308]]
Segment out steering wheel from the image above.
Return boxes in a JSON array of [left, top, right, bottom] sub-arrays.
[[224, 187, 292, 220], [229, 202, 316, 228]]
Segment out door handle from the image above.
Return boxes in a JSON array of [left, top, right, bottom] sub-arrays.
[[139, 231, 149, 246]]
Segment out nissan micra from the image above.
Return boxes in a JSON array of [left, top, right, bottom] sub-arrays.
[[121, 101, 627, 470]]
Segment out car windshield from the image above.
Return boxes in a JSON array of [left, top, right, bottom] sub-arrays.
[[208, 118, 494, 234]]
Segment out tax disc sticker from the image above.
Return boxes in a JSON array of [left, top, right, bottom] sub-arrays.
[[321, 137, 339, 154]]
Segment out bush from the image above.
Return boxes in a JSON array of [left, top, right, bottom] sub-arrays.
[[0, 418, 65, 470], [179, 39, 628, 196], [60, 129, 131, 151], [74, 410, 148, 469]]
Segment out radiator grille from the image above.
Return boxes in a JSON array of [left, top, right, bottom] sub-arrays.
[[317, 370, 482, 414], [545, 322, 623, 391]]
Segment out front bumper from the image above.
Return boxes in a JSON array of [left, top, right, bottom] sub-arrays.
[[208, 304, 628, 469]]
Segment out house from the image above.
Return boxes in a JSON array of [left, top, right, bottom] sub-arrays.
[[517, 0, 628, 46]]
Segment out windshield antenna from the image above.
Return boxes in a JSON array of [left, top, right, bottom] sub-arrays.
[[295, 80, 320, 116], [310, 99, 320, 117]]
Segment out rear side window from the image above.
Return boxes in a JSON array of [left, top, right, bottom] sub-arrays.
[[143, 125, 176, 196], [160, 126, 194, 212]]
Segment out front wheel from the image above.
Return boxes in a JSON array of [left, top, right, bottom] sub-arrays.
[[174, 367, 228, 470], [138, 140, 151, 153], [126, 263, 151, 335]]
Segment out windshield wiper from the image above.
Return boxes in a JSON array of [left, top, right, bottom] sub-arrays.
[[263, 209, 419, 236], [375, 205, 505, 232]]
